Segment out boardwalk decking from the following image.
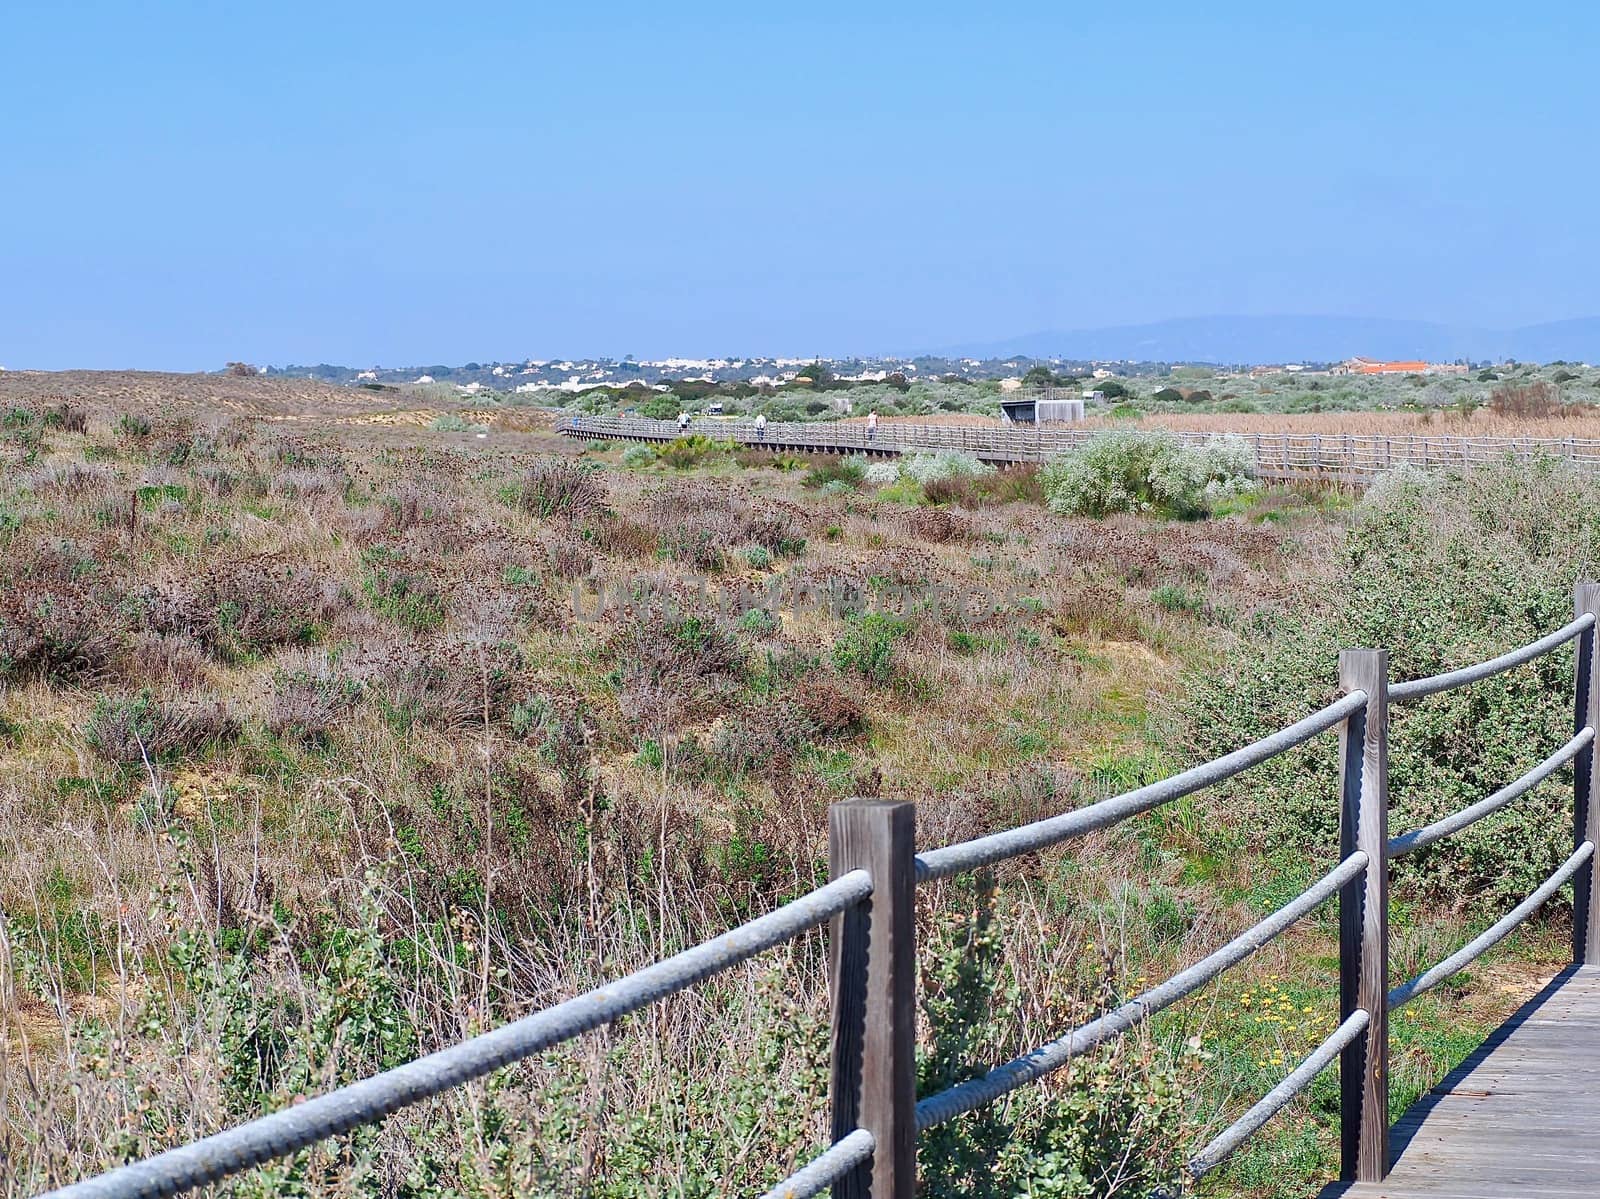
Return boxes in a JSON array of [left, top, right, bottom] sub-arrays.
[[1323, 965, 1600, 1198]]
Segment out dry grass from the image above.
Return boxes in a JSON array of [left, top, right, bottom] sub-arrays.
[[0, 372, 1565, 1198]]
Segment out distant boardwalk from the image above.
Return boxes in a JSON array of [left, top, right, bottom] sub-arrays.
[[559, 413, 1600, 483], [1325, 966, 1600, 1198]]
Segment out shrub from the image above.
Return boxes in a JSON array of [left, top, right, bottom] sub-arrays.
[[740, 545, 773, 570], [1041, 431, 1259, 518], [85, 691, 238, 765], [361, 563, 446, 631], [267, 659, 357, 744], [791, 672, 866, 735], [42, 403, 89, 433], [641, 481, 805, 572], [657, 434, 734, 469], [918, 881, 1188, 1195], [1151, 583, 1205, 615], [711, 700, 816, 783], [832, 611, 911, 684], [900, 451, 993, 486], [1185, 463, 1600, 913], [621, 445, 657, 469], [144, 556, 344, 660], [1489, 379, 1567, 419], [1151, 387, 1185, 403], [878, 476, 925, 505], [429, 413, 488, 434], [0, 580, 122, 683], [864, 460, 901, 485], [803, 457, 866, 490], [608, 611, 746, 729], [517, 458, 608, 519], [738, 607, 781, 637]]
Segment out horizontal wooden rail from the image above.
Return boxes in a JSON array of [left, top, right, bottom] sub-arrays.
[[1389, 842, 1595, 1010], [1388, 728, 1595, 857]]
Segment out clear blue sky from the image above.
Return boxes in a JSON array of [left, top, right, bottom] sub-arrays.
[[3, 1, 1597, 369]]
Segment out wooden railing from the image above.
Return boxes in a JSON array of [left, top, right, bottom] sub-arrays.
[[44, 589, 1600, 1198], [558, 412, 1600, 481]]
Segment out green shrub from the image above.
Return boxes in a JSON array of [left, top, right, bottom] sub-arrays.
[[918, 880, 1188, 1196], [879, 477, 925, 505], [803, 457, 866, 490], [1152, 583, 1205, 615], [740, 545, 773, 570], [900, 451, 993, 486], [1184, 463, 1600, 912], [430, 413, 488, 434], [362, 564, 446, 630], [657, 434, 735, 469], [1041, 431, 1259, 518], [621, 445, 657, 469], [738, 607, 781, 637], [832, 611, 910, 683]]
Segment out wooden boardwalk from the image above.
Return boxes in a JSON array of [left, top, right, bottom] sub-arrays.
[[1323, 965, 1600, 1198], [557, 413, 1600, 484]]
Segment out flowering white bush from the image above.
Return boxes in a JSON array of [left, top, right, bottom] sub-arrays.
[[1042, 431, 1259, 517], [898, 451, 994, 484], [864, 460, 902, 485]]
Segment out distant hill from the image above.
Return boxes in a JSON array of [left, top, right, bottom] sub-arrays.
[[950, 316, 1600, 365]]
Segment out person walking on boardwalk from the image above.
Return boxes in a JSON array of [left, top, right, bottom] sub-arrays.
[[677, 410, 690, 433], [755, 412, 767, 442], [866, 410, 878, 445]]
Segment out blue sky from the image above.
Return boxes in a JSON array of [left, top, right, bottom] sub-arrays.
[[3, 1, 1597, 369]]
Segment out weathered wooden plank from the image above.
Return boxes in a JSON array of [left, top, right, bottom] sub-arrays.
[[1323, 966, 1600, 1198]]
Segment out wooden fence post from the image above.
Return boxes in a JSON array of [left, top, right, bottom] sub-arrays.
[[829, 800, 917, 1199], [1338, 648, 1389, 1182], [1573, 583, 1600, 963]]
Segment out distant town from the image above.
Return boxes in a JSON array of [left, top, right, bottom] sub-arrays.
[[264, 354, 1497, 397]]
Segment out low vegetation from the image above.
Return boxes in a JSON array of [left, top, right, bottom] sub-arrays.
[[0, 372, 1583, 1198]]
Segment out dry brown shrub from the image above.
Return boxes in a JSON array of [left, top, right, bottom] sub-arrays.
[[585, 513, 659, 559], [790, 671, 866, 736], [712, 699, 816, 783], [640, 480, 806, 569], [899, 506, 970, 544], [1048, 582, 1142, 641], [607, 610, 745, 731], [342, 637, 523, 729], [518, 457, 608, 520], [84, 690, 239, 766], [1489, 380, 1568, 419], [0, 579, 123, 683], [141, 555, 346, 661], [861, 544, 939, 588], [267, 654, 357, 744], [124, 631, 213, 690], [193, 463, 239, 496], [28, 462, 117, 496], [537, 526, 594, 579], [271, 467, 348, 499], [43, 402, 89, 434]]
